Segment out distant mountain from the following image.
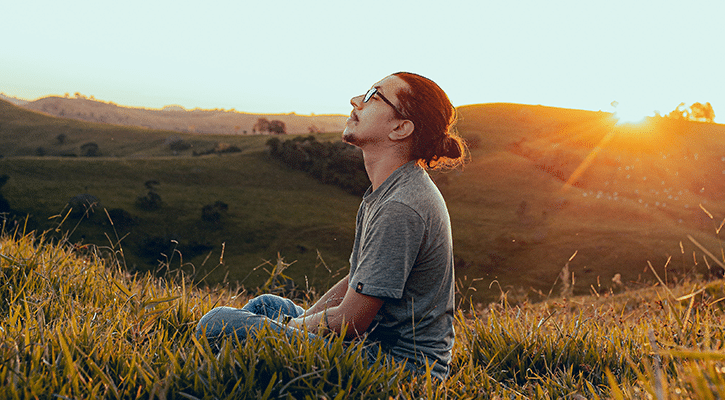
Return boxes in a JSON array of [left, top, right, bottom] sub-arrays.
[[0, 93, 28, 106], [22, 96, 347, 135]]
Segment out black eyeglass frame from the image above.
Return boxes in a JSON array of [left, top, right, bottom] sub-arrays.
[[363, 87, 406, 118]]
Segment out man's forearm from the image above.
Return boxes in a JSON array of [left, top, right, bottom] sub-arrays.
[[303, 275, 349, 316], [289, 274, 382, 339], [289, 305, 360, 339]]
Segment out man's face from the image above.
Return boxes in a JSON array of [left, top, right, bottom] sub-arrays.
[[342, 75, 409, 148]]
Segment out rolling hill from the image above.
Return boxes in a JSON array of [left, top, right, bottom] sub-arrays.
[[21, 96, 347, 135], [0, 93, 27, 106], [1, 99, 724, 304], [449, 103, 725, 299]]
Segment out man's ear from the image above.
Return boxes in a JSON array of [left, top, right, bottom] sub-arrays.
[[388, 120, 415, 141]]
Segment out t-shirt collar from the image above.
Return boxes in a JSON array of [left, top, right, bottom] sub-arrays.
[[363, 161, 418, 204]]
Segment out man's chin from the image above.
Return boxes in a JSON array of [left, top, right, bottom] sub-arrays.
[[342, 130, 357, 145]]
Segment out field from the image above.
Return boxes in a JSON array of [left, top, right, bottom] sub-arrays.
[[2, 99, 725, 305], [3, 228, 725, 398], [3, 98, 725, 397]]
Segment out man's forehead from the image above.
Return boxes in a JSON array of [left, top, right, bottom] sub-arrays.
[[372, 75, 407, 95]]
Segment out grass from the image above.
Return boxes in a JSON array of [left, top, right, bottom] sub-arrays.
[[0, 150, 360, 291], [3, 98, 725, 307], [3, 222, 725, 398], [5, 98, 725, 396]]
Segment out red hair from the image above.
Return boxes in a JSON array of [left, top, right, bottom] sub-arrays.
[[393, 72, 466, 169]]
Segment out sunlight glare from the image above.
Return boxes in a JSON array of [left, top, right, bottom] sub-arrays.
[[611, 100, 653, 125]]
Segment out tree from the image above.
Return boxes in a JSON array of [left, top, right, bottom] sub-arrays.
[[667, 102, 715, 123], [667, 102, 688, 120], [269, 120, 286, 134], [690, 102, 716, 123], [80, 142, 100, 157], [253, 118, 271, 133]]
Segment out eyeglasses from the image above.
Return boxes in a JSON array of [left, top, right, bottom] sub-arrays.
[[363, 87, 406, 118]]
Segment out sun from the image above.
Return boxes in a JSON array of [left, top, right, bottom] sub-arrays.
[[611, 100, 653, 125]]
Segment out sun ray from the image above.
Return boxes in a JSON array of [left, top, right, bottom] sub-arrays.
[[559, 129, 618, 193]]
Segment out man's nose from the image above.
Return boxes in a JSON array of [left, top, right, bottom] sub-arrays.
[[350, 95, 364, 109]]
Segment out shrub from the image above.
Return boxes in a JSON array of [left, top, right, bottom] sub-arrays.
[[67, 193, 100, 218], [80, 142, 101, 157], [106, 207, 136, 228], [169, 140, 191, 151], [144, 180, 160, 190], [201, 200, 229, 223], [135, 191, 162, 211], [266, 137, 281, 156], [137, 234, 174, 257], [266, 136, 371, 195], [217, 145, 242, 154], [192, 143, 242, 156]]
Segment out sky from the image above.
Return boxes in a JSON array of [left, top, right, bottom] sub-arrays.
[[2, 0, 723, 123]]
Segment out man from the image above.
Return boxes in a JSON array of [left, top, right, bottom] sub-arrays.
[[196, 72, 465, 381]]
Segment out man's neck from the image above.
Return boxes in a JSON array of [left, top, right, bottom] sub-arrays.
[[362, 150, 412, 191]]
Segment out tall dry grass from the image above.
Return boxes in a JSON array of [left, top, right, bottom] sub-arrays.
[[2, 214, 725, 398]]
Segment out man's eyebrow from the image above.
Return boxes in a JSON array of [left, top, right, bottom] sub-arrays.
[[373, 85, 388, 96]]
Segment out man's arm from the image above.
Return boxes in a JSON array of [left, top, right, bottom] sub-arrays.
[[289, 278, 384, 339], [301, 274, 349, 316]]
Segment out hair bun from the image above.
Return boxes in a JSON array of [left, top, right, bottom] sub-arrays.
[[440, 135, 463, 159]]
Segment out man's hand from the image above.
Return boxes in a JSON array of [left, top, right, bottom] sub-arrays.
[[287, 289, 383, 339], [286, 313, 328, 334]]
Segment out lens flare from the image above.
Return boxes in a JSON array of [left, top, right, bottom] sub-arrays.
[[611, 100, 654, 125]]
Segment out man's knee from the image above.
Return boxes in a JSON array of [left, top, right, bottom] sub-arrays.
[[244, 294, 290, 317], [196, 306, 234, 337]]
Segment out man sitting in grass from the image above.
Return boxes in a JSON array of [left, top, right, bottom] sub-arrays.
[[196, 72, 466, 381]]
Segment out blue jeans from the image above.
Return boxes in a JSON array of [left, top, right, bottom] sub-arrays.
[[195, 294, 448, 381], [195, 294, 308, 343]]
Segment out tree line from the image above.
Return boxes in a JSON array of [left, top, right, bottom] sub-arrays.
[[266, 136, 371, 196], [663, 102, 716, 123], [254, 118, 286, 134]]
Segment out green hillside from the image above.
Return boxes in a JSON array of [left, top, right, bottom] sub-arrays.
[[450, 103, 725, 300], [0, 99, 358, 291], [1, 99, 725, 304]]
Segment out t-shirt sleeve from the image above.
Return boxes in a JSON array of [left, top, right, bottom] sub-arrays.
[[350, 201, 425, 299]]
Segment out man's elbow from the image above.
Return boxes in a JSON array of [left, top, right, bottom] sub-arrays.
[[344, 322, 369, 339]]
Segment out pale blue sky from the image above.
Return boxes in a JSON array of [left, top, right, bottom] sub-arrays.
[[2, 0, 722, 122]]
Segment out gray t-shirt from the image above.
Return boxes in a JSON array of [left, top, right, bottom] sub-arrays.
[[349, 161, 455, 378]]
